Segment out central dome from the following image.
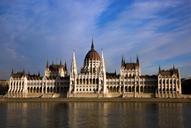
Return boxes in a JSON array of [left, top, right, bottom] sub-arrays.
[[84, 41, 101, 61]]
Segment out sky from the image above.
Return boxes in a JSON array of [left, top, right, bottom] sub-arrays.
[[0, 0, 191, 79]]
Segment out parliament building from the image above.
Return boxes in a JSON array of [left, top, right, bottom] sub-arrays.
[[7, 41, 182, 98]]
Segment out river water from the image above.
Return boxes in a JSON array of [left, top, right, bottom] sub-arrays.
[[0, 102, 191, 128]]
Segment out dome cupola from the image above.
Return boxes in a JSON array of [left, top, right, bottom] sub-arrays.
[[81, 40, 101, 74], [84, 41, 101, 61]]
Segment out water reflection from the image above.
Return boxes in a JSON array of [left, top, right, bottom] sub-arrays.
[[0, 102, 190, 128], [158, 103, 183, 128]]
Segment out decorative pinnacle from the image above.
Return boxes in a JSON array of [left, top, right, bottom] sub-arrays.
[[91, 39, 94, 49], [46, 60, 49, 68], [136, 55, 139, 64], [11, 68, 14, 74], [60, 60, 62, 65]]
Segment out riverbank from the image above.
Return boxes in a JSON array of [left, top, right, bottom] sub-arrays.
[[1, 97, 191, 103]]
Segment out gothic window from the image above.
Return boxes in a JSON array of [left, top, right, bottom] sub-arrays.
[[96, 79, 99, 84], [136, 86, 139, 92], [121, 87, 123, 92], [86, 79, 88, 84], [159, 80, 161, 84], [93, 68, 96, 73], [140, 86, 143, 92], [125, 86, 128, 92]]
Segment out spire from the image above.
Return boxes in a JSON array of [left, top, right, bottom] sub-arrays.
[[71, 51, 77, 75], [136, 56, 139, 65], [101, 49, 106, 74], [60, 60, 62, 65], [173, 64, 175, 70], [101, 49, 105, 65], [23, 69, 25, 75], [65, 61, 67, 71], [46, 60, 49, 68], [11, 68, 14, 74], [101, 49, 107, 94], [121, 56, 124, 66], [172, 64, 176, 74], [121, 56, 126, 67], [91, 38, 94, 50], [38, 72, 40, 76]]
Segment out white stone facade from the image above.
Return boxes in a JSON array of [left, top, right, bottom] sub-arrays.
[[8, 63, 69, 98], [156, 66, 182, 98], [7, 42, 182, 98]]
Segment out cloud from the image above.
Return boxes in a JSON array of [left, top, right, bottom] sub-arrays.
[[0, 0, 190, 79], [0, 0, 109, 78], [94, 0, 191, 77]]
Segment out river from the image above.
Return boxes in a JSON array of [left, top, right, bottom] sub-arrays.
[[0, 102, 191, 128]]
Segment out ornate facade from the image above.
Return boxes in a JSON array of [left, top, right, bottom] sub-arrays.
[[7, 41, 182, 98], [8, 62, 69, 98]]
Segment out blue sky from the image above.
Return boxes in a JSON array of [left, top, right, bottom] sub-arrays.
[[0, 0, 191, 79]]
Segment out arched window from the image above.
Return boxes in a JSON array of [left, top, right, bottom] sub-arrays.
[[125, 86, 128, 92], [140, 86, 143, 92], [53, 87, 56, 93], [86, 79, 88, 84], [47, 87, 50, 93], [96, 79, 99, 84], [129, 86, 131, 92]]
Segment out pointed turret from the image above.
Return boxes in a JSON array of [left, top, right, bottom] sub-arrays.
[[172, 64, 177, 74], [38, 72, 40, 76], [65, 61, 67, 71], [101, 49, 107, 94], [60, 60, 62, 65], [22, 69, 26, 76], [46, 60, 49, 68], [121, 56, 125, 66], [173, 64, 175, 70], [91, 39, 94, 50], [121, 57, 123, 65], [159, 66, 161, 72], [11, 68, 14, 74], [71, 51, 77, 76], [136, 56, 139, 65], [101, 50, 106, 74]]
